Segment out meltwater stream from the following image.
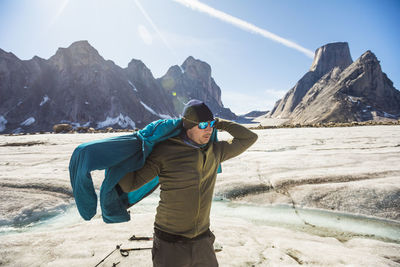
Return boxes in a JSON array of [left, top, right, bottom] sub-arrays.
[[2, 192, 400, 244], [212, 200, 400, 243], [133, 192, 400, 244]]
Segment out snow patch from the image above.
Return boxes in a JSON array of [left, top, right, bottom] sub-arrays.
[[97, 114, 136, 129], [12, 128, 23, 134], [17, 101, 23, 106], [40, 95, 50, 106], [179, 66, 184, 73], [21, 117, 35, 126], [24, 86, 28, 89], [85, 101, 89, 105], [70, 122, 91, 128], [140, 101, 171, 119], [128, 80, 138, 92], [0, 116, 7, 132], [347, 96, 358, 103], [383, 112, 396, 119]]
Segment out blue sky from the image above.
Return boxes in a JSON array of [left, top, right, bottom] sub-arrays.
[[1, 0, 399, 114]]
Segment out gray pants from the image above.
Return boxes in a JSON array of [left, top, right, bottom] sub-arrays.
[[152, 231, 218, 267]]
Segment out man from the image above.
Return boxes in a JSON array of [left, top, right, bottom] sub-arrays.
[[118, 99, 258, 266]]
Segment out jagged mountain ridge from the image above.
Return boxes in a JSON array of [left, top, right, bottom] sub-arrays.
[[0, 41, 236, 134], [158, 56, 236, 120], [269, 42, 400, 123]]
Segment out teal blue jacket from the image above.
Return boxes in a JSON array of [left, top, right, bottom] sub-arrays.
[[69, 119, 182, 223]]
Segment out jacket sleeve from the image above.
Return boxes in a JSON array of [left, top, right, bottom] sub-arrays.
[[214, 118, 258, 162], [118, 151, 162, 193]]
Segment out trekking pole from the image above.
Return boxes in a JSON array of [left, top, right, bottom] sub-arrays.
[[120, 247, 152, 257], [94, 244, 122, 267], [128, 235, 153, 241]]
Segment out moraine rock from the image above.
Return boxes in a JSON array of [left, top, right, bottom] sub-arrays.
[[53, 124, 73, 133]]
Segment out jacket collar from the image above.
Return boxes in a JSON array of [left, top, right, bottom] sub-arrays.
[[179, 130, 207, 149]]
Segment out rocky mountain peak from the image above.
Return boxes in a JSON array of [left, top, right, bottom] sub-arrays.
[[310, 42, 353, 75], [166, 65, 184, 77], [181, 56, 211, 81], [49, 40, 105, 70], [126, 58, 155, 80], [0, 48, 20, 61], [157, 56, 235, 120], [358, 50, 379, 65], [270, 41, 400, 123], [269, 42, 355, 119], [127, 58, 149, 71], [66, 40, 93, 50], [0, 41, 236, 133]]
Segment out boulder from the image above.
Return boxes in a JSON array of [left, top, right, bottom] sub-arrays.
[[53, 124, 72, 133]]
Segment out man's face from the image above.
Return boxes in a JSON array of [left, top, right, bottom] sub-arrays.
[[186, 122, 213, 145]]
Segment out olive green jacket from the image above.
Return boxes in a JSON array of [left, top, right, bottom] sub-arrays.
[[119, 118, 258, 238]]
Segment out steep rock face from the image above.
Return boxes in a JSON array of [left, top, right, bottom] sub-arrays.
[[288, 51, 400, 124], [309, 42, 353, 76], [46, 41, 176, 130], [125, 59, 177, 123], [158, 56, 236, 120], [270, 42, 353, 118], [0, 41, 178, 133], [337, 51, 400, 115], [0, 41, 235, 133], [181, 56, 222, 106], [270, 42, 400, 124], [49, 40, 109, 71], [0, 50, 52, 133]]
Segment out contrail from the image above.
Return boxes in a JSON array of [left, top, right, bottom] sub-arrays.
[[134, 0, 176, 56], [49, 0, 70, 27], [172, 0, 314, 58]]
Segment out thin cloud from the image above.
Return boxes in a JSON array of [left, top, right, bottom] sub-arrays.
[[172, 0, 314, 58], [138, 24, 153, 45], [133, 0, 176, 55]]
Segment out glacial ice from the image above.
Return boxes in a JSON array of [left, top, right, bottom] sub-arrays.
[[0, 126, 399, 266]]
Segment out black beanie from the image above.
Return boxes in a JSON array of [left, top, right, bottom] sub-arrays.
[[182, 99, 214, 129]]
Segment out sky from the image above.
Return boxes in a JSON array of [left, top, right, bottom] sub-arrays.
[[0, 0, 399, 115]]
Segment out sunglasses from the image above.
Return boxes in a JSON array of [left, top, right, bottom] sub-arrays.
[[198, 120, 216, 129], [184, 118, 216, 129]]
